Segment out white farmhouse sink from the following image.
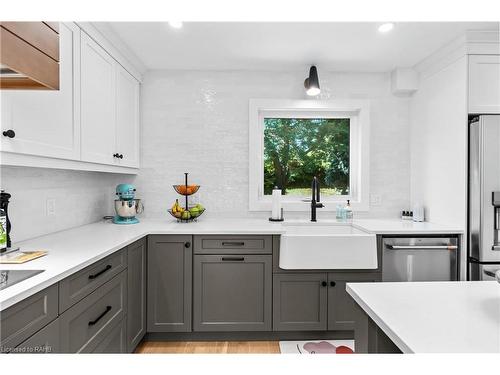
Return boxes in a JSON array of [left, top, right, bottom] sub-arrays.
[[279, 222, 377, 270]]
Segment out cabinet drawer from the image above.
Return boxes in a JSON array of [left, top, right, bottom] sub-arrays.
[[59, 271, 127, 353], [0, 284, 58, 352], [194, 235, 272, 254], [59, 249, 126, 312], [91, 318, 126, 353], [13, 318, 60, 354]]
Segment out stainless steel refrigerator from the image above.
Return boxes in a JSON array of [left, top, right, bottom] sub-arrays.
[[468, 115, 500, 280]]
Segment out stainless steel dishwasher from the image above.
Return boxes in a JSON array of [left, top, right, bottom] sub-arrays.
[[382, 237, 459, 282]]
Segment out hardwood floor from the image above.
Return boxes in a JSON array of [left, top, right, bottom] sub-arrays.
[[135, 341, 281, 354]]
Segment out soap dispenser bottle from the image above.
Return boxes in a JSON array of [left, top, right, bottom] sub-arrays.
[[344, 200, 353, 222]]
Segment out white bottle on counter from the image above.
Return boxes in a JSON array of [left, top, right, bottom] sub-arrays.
[[271, 186, 282, 220], [413, 205, 425, 222], [344, 200, 353, 222]]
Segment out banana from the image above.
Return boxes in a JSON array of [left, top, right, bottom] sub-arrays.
[[171, 199, 180, 213]]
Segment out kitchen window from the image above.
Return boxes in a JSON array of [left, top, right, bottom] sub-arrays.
[[249, 99, 370, 211]]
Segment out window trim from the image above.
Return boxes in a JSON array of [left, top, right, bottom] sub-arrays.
[[248, 99, 370, 212]]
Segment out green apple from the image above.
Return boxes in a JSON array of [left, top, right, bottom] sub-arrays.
[[181, 211, 191, 220]]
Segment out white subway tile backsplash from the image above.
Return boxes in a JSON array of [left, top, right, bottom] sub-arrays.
[[1, 166, 135, 242], [1, 70, 412, 241], [137, 70, 411, 220]]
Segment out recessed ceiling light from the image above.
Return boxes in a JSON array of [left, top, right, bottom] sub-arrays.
[[378, 23, 394, 33], [168, 21, 183, 29]]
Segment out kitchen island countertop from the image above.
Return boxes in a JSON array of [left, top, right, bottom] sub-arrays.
[[347, 281, 500, 353]]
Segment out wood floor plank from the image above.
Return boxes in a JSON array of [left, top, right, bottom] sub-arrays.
[[135, 340, 280, 354]]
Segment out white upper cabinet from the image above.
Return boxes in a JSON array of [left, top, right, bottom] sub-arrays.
[[1, 24, 141, 173], [115, 65, 140, 168], [469, 55, 500, 114], [1, 23, 81, 160], [80, 32, 117, 165]]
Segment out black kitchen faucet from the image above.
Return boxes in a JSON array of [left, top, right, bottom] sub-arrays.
[[310, 177, 324, 222]]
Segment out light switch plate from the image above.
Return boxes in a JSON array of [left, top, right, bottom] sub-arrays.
[[46, 198, 56, 216], [370, 194, 382, 206]]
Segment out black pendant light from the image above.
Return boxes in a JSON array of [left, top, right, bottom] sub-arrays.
[[304, 65, 320, 96]]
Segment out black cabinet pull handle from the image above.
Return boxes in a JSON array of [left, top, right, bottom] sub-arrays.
[[184, 242, 191, 248], [113, 153, 119, 158], [88, 306, 112, 326], [88, 265, 112, 279], [221, 242, 245, 246], [321, 281, 327, 287], [119, 154, 123, 159], [3, 130, 15, 138], [330, 281, 336, 287], [221, 257, 245, 261]]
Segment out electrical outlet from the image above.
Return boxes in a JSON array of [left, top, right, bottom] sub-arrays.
[[46, 198, 56, 216], [370, 194, 382, 206]]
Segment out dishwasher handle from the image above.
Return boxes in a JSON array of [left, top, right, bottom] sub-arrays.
[[386, 245, 458, 250], [484, 269, 497, 278]]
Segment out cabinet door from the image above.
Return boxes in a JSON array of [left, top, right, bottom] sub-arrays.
[[115, 64, 140, 168], [127, 239, 147, 352], [14, 318, 60, 354], [273, 273, 327, 331], [0, 22, 80, 160], [469, 55, 500, 114], [80, 31, 116, 165], [193, 254, 272, 332], [147, 235, 193, 332], [327, 273, 379, 331]]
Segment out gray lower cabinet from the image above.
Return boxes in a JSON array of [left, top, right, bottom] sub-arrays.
[[327, 273, 379, 331], [147, 235, 193, 332], [273, 273, 328, 331], [59, 270, 127, 353], [127, 238, 147, 352], [14, 318, 60, 354], [0, 284, 59, 352], [59, 249, 127, 313], [193, 254, 272, 331], [91, 318, 127, 353]]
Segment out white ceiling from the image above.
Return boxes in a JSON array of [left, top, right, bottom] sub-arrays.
[[100, 22, 499, 72]]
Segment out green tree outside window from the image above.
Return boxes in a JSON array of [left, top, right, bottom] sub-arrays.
[[263, 118, 350, 196]]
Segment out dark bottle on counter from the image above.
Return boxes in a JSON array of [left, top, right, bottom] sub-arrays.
[[0, 190, 12, 251], [0, 207, 6, 252]]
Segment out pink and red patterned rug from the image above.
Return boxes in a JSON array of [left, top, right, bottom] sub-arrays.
[[279, 340, 355, 354]]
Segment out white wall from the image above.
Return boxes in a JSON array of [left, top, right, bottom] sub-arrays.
[[137, 70, 411, 220], [409, 56, 468, 228], [0, 166, 134, 242]]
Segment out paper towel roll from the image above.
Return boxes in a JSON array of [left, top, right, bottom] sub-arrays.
[[272, 187, 281, 219]]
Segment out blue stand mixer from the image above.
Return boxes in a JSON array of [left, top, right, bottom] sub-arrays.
[[113, 184, 144, 224]]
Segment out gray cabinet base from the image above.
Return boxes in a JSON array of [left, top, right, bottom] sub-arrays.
[[146, 330, 354, 342], [352, 302, 402, 354]]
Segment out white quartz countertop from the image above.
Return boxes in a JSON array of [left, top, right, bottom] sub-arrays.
[[0, 217, 463, 311], [347, 281, 500, 353]]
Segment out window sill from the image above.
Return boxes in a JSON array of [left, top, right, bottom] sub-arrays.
[[249, 200, 369, 212]]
